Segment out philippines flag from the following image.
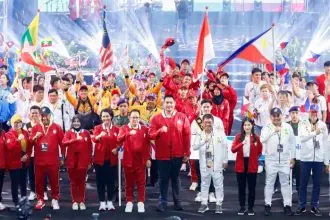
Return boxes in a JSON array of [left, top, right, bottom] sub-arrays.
[[280, 41, 288, 49], [306, 52, 321, 63], [99, 8, 113, 73], [218, 27, 273, 70], [194, 10, 215, 81]]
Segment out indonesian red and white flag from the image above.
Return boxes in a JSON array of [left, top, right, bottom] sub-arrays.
[[193, 11, 215, 81]]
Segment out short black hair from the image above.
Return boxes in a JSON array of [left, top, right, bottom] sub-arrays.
[[30, 105, 41, 112], [100, 108, 114, 119], [33, 85, 44, 93], [164, 94, 175, 101], [22, 76, 32, 84], [61, 76, 70, 82], [48, 88, 58, 95], [292, 72, 300, 79], [324, 61, 330, 67], [50, 76, 60, 87], [129, 109, 140, 116], [202, 113, 214, 121], [201, 99, 212, 106], [251, 67, 262, 75]]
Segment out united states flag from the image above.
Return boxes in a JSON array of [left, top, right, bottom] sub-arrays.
[[99, 9, 113, 73]]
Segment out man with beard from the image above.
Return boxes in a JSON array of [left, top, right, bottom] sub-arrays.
[[29, 107, 64, 210]]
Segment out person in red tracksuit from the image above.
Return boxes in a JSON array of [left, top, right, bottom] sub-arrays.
[[0, 128, 6, 210], [5, 114, 31, 207], [211, 85, 230, 135], [29, 107, 64, 210], [231, 117, 262, 216], [62, 115, 92, 211], [218, 72, 237, 135], [117, 109, 151, 213], [92, 108, 119, 211], [149, 95, 191, 212]]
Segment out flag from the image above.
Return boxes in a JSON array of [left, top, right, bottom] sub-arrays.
[[41, 38, 52, 47], [265, 62, 289, 76], [194, 10, 215, 81], [21, 12, 53, 73], [218, 27, 273, 70], [306, 52, 321, 63], [99, 9, 113, 73], [280, 41, 288, 49]]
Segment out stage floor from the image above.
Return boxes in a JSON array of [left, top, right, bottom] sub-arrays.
[[1, 162, 329, 220]]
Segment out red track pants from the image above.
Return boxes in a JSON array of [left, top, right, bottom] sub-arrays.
[[124, 166, 146, 202], [68, 168, 87, 203], [35, 165, 60, 201]]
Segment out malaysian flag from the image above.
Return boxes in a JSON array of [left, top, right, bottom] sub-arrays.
[[99, 8, 113, 74]]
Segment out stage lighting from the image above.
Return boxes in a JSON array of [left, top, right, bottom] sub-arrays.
[[223, 0, 231, 12], [254, 0, 262, 12]]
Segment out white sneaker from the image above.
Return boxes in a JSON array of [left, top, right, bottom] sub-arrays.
[[28, 192, 36, 201], [99, 202, 106, 211], [125, 202, 133, 213], [51, 199, 60, 210], [257, 165, 264, 174], [187, 170, 191, 177], [0, 202, 6, 211], [189, 182, 198, 191], [72, 202, 78, 210], [79, 202, 86, 210], [209, 192, 216, 203], [194, 192, 201, 202], [180, 163, 187, 171], [137, 202, 145, 213], [106, 201, 115, 211], [43, 192, 48, 201]]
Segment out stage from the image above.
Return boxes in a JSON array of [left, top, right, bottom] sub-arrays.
[[0, 162, 329, 220]]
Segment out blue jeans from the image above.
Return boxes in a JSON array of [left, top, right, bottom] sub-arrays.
[[299, 161, 323, 208]]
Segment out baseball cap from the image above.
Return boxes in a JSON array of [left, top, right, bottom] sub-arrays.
[[146, 93, 156, 100], [79, 85, 88, 91], [117, 98, 128, 106], [270, 107, 282, 116], [289, 106, 300, 113], [41, 106, 52, 115]]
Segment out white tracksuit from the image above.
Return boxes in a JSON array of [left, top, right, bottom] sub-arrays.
[[298, 119, 329, 165], [260, 122, 296, 206], [193, 130, 228, 205]]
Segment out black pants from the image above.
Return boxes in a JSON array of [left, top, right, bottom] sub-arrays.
[[196, 160, 215, 193], [158, 158, 182, 205], [236, 158, 257, 209], [28, 158, 35, 192], [9, 167, 28, 205], [0, 169, 5, 202], [149, 159, 158, 186], [293, 159, 301, 192], [95, 160, 117, 202]]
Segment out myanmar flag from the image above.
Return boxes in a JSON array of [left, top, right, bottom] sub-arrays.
[[21, 12, 53, 73], [41, 38, 52, 47]]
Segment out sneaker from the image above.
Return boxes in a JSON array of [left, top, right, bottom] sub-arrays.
[[247, 208, 255, 216], [237, 207, 246, 215], [264, 205, 271, 216], [257, 165, 264, 173], [125, 202, 133, 213], [295, 207, 306, 216], [43, 192, 48, 201], [194, 192, 201, 202], [209, 192, 216, 203], [311, 207, 322, 217], [51, 199, 60, 210], [0, 202, 6, 211], [174, 203, 183, 211], [28, 192, 36, 201], [180, 163, 186, 172], [79, 202, 86, 210], [189, 182, 198, 191], [283, 206, 293, 216], [72, 202, 78, 211], [187, 170, 191, 177], [35, 200, 45, 210], [99, 202, 106, 211], [156, 204, 166, 212], [215, 204, 223, 214], [137, 202, 145, 213], [106, 201, 115, 211], [198, 204, 209, 213]]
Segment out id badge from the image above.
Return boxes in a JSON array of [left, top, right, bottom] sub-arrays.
[[314, 140, 320, 149], [205, 151, 212, 159], [41, 143, 48, 152], [295, 136, 301, 150], [277, 144, 283, 153]]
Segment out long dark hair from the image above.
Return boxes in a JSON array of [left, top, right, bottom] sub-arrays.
[[239, 117, 257, 144], [71, 115, 82, 130]]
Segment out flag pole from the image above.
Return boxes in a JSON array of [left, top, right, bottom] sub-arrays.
[[199, 6, 208, 104], [272, 23, 276, 76], [99, 5, 107, 109]]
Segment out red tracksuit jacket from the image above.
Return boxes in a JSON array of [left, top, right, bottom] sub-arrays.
[[117, 124, 151, 168], [5, 129, 31, 169], [0, 131, 6, 169], [211, 100, 230, 134], [29, 123, 64, 166], [231, 134, 262, 173], [92, 124, 119, 166], [149, 111, 191, 160], [62, 129, 92, 169]]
